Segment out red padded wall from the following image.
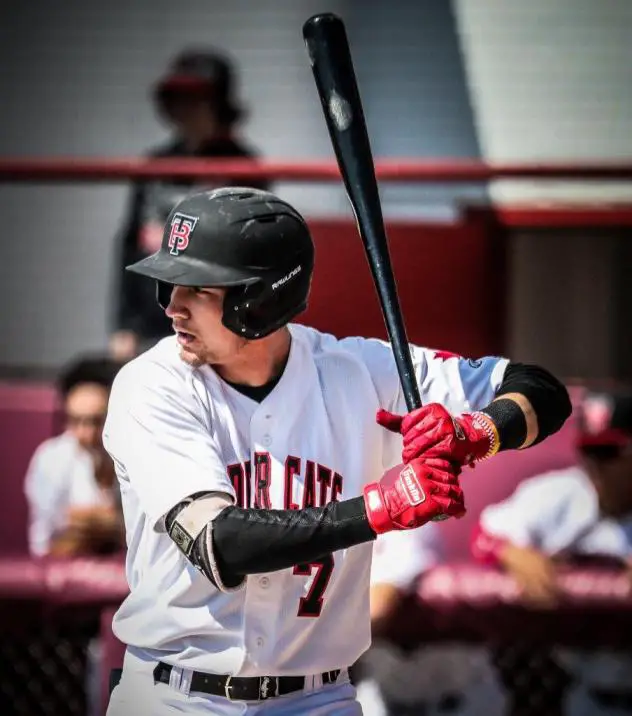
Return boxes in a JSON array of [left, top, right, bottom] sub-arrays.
[[299, 214, 506, 358]]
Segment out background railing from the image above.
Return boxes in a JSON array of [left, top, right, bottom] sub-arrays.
[[2, 557, 631, 716], [0, 157, 631, 182]]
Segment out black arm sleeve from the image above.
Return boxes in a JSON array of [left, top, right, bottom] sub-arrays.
[[211, 496, 376, 579], [481, 361, 572, 449], [165, 494, 377, 590]]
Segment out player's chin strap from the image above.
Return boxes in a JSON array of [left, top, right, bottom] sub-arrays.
[[166, 492, 245, 593]]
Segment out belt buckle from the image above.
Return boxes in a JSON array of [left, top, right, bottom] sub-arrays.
[[258, 676, 278, 700], [224, 675, 234, 700]]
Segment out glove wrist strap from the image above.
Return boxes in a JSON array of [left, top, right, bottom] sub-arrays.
[[363, 484, 392, 535]]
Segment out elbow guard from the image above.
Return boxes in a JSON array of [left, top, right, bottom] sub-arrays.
[[165, 493, 245, 593]]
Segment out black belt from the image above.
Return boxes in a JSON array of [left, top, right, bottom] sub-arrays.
[[153, 662, 343, 701]]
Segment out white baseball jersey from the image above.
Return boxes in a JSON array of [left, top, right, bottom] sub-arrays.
[[24, 432, 117, 557], [479, 466, 632, 559], [103, 323, 508, 677]]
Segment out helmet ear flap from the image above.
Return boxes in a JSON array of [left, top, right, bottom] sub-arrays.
[[221, 264, 312, 340], [221, 283, 264, 338]]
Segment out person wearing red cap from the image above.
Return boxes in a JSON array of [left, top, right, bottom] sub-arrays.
[[472, 389, 632, 716], [110, 48, 267, 361]]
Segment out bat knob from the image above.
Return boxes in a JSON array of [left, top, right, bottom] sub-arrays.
[[302, 12, 344, 41]]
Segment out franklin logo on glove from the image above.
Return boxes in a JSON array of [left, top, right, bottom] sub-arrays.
[[400, 465, 425, 505]]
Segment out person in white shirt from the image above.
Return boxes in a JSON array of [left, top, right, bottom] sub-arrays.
[[356, 526, 443, 716], [357, 527, 506, 716], [24, 355, 124, 557], [103, 186, 571, 716], [473, 389, 632, 716]]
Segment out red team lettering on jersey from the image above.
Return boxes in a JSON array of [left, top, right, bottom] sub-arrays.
[[227, 456, 344, 509]]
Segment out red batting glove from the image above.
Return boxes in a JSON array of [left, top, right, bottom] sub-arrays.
[[363, 457, 465, 534], [377, 403, 499, 466]]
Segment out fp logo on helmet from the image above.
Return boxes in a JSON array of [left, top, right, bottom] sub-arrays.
[[168, 213, 198, 256]]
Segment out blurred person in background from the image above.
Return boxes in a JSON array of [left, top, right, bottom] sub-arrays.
[[472, 388, 632, 716], [110, 48, 268, 361], [356, 526, 504, 716], [355, 525, 443, 716], [24, 355, 124, 557]]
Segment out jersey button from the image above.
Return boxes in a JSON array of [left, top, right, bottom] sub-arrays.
[[259, 576, 270, 589], [256, 637, 265, 648], [262, 434, 272, 447]]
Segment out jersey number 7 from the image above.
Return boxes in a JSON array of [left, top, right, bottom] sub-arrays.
[[292, 554, 334, 617]]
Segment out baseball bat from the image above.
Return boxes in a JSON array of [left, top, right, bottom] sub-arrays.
[[302, 13, 421, 412]]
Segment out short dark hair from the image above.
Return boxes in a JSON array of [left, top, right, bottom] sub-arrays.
[[58, 354, 123, 398]]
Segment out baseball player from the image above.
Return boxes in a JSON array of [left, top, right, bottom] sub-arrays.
[[103, 187, 571, 715], [472, 388, 632, 716], [358, 528, 505, 716], [110, 48, 268, 361], [356, 525, 449, 716]]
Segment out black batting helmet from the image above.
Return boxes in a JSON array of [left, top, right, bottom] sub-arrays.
[[126, 187, 315, 340]]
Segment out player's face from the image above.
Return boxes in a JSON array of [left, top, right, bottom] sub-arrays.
[[161, 92, 219, 139], [65, 383, 109, 453], [583, 447, 632, 516], [165, 285, 248, 367]]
